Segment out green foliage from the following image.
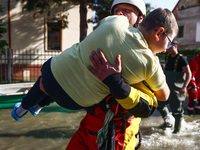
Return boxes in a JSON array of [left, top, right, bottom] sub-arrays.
[[93, 0, 113, 25], [179, 49, 200, 63], [0, 5, 8, 50], [178, 49, 200, 55], [20, 0, 94, 14], [157, 49, 200, 64], [20, 0, 94, 13], [19, 0, 94, 28], [145, 3, 154, 15], [0, 40, 8, 49], [157, 49, 200, 56]]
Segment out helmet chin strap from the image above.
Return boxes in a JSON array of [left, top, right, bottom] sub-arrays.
[[134, 15, 141, 28]]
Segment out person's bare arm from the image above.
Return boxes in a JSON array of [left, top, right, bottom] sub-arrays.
[[179, 65, 192, 94], [154, 83, 170, 101]]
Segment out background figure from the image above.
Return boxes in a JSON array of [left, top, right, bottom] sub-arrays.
[[157, 40, 192, 133], [187, 53, 200, 115]]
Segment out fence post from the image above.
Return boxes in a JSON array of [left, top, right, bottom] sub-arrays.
[[7, 48, 12, 83]]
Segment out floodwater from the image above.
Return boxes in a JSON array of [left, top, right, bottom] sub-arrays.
[[0, 103, 200, 150], [139, 111, 200, 150]]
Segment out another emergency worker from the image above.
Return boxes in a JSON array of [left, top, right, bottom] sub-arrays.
[[157, 40, 191, 133], [187, 53, 200, 115]]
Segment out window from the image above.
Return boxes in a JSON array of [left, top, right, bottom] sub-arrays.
[[196, 22, 200, 42], [177, 26, 184, 38], [45, 18, 63, 51]]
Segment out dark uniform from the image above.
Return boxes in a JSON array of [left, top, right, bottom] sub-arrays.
[[158, 53, 189, 133]]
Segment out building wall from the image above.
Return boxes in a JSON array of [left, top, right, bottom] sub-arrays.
[[0, 0, 93, 57], [174, 0, 200, 50], [0, 0, 93, 82], [178, 0, 199, 9], [176, 6, 200, 50]]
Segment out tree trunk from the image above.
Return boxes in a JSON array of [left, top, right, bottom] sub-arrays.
[[79, 0, 88, 42]]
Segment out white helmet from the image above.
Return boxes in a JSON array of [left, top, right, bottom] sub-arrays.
[[111, 0, 146, 16]]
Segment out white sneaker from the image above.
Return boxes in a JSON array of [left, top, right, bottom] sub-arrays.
[[164, 114, 175, 128]]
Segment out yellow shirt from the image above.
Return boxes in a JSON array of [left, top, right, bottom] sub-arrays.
[[51, 15, 166, 107]]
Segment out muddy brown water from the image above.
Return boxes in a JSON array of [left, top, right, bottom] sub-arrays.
[[0, 103, 200, 150]]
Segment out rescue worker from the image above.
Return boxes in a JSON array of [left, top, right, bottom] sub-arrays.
[[187, 53, 200, 115], [66, 0, 171, 149], [157, 40, 191, 133], [66, 0, 146, 149]]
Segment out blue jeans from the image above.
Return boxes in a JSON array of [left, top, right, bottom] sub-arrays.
[[22, 58, 83, 110]]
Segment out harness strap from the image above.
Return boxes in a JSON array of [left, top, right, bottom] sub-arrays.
[[174, 54, 181, 72], [135, 130, 142, 150], [165, 54, 169, 70], [165, 54, 182, 72]]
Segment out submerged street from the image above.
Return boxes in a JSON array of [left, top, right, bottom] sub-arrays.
[[0, 103, 200, 150]]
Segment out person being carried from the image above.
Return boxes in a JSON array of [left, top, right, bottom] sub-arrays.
[[11, 8, 177, 124]]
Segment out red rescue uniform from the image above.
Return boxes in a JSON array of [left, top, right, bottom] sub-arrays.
[[187, 54, 200, 114]]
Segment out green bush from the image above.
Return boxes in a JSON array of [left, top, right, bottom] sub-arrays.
[[157, 49, 200, 57], [178, 49, 200, 55], [0, 5, 8, 50], [157, 49, 200, 64]]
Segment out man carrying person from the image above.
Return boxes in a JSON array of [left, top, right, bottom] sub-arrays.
[[12, 0, 172, 121], [66, 1, 177, 149]]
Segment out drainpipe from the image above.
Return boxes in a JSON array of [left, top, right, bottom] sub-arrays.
[[7, 0, 11, 48], [7, 0, 12, 83]]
